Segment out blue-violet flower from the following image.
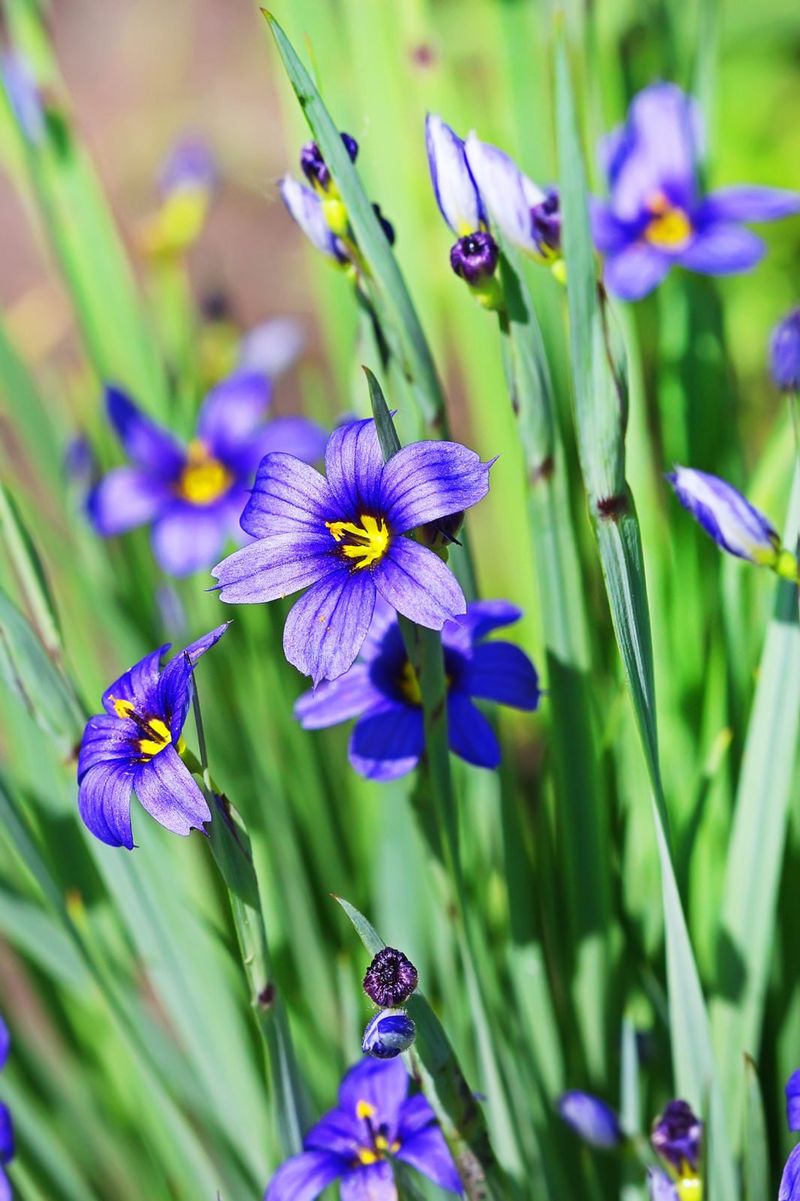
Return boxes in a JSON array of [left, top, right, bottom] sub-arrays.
[[557, 1091, 622, 1149], [770, 309, 800, 393], [77, 625, 228, 848], [294, 598, 539, 777], [213, 418, 492, 685]]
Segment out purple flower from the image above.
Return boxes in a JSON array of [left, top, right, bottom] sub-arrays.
[[212, 419, 492, 686], [592, 82, 800, 300], [279, 176, 348, 263], [362, 1011, 416, 1060], [781, 1145, 800, 1201], [426, 114, 484, 237], [88, 374, 327, 577], [667, 466, 781, 567], [770, 308, 800, 392], [363, 948, 419, 1008], [557, 1091, 622, 1149], [265, 1057, 463, 1200], [464, 133, 562, 263], [158, 137, 217, 198], [0, 1016, 13, 1201], [787, 1069, 800, 1132], [651, 1100, 702, 1174], [294, 597, 539, 777], [77, 625, 228, 849]]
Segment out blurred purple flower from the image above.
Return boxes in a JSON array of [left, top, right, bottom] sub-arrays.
[[279, 175, 348, 263], [77, 625, 228, 848], [159, 136, 217, 198], [295, 598, 539, 778], [213, 418, 492, 685], [667, 466, 781, 567], [1, 50, 45, 144], [265, 1057, 462, 1200], [787, 1069, 800, 1132], [465, 133, 562, 263], [770, 308, 800, 392], [651, 1100, 702, 1174], [592, 83, 800, 300], [88, 373, 327, 577], [557, 1091, 622, 1148], [237, 318, 305, 379]]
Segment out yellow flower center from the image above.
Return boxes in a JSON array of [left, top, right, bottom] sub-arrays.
[[326, 514, 390, 570], [645, 191, 693, 249], [675, 1172, 702, 1201], [398, 661, 422, 706], [177, 439, 233, 506], [111, 697, 173, 761], [354, 1099, 401, 1167]]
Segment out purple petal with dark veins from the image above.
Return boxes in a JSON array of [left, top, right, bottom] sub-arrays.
[[77, 760, 135, 849], [283, 567, 376, 684], [374, 538, 466, 630], [379, 441, 491, 534], [133, 746, 211, 837], [338, 1057, 409, 1138], [324, 419, 385, 517], [465, 641, 540, 710], [239, 453, 334, 539], [212, 531, 334, 603], [295, 665, 383, 730]]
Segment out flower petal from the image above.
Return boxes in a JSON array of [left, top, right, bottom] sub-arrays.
[[589, 198, 631, 255], [426, 114, 482, 236], [341, 1161, 397, 1201], [197, 371, 271, 462], [396, 1125, 462, 1194], [280, 176, 341, 260], [88, 467, 171, 536], [212, 531, 334, 603], [609, 83, 701, 221], [349, 703, 425, 780], [152, 502, 232, 577], [667, 466, 777, 562], [700, 185, 800, 224], [781, 1144, 800, 1201], [304, 1107, 361, 1158], [380, 441, 491, 534], [102, 646, 169, 716], [557, 1091, 622, 1148], [448, 600, 521, 641], [295, 665, 382, 730], [603, 243, 671, 300], [339, 1057, 409, 1138], [0, 1018, 9, 1071], [240, 454, 334, 539], [787, 1069, 800, 1132], [133, 746, 211, 838], [0, 1102, 13, 1167], [375, 538, 466, 630], [265, 1150, 345, 1201], [157, 624, 230, 739], [465, 642, 539, 710], [397, 1094, 436, 1140], [237, 317, 304, 379], [105, 386, 184, 477], [77, 760, 135, 849], [647, 1169, 679, 1201], [283, 568, 376, 685], [0, 1166, 9, 1201], [324, 419, 385, 517], [447, 693, 500, 769], [248, 417, 329, 468], [464, 133, 544, 252], [678, 224, 764, 275]]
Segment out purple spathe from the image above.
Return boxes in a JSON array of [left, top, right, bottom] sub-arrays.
[[295, 598, 539, 778], [557, 1091, 622, 1148], [213, 419, 492, 685], [592, 82, 800, 300], [265, 1057, 462, 1200], [88, 375, 327, 577], [77, 625, 228, 849], [770, 308, 800, 392]]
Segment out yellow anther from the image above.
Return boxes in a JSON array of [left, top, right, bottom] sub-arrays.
[[676, 1174, 702, 1201], [356, 1100, 377, 1121], [137, 717, 172, 761], [111, 696, 136, 720], [357, 1148, 379, 1165], [177, 440, 232, 506], [327, 515, 390, 570], [644, 191, 692, 249]]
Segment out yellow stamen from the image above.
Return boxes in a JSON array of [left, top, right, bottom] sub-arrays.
[[111, 697, 136, 720], [357, 1148, 379, 1165], [177, 439, 233, 506], [676, 1173, 702, 1201], [137, 716, 172, 761], [327, 514, 390, 570], [356, 1100, 377, 1121], [644, 190, 693, 249]]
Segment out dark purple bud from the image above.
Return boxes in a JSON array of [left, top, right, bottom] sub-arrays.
[[770, 308, 800, 392], [531, 188, 561, 255], [300, 132, 358, 191], [651, 1100, 702, 1174], [363, 947, 418, 1008], [373, 203, 395, 246], [449, 230, 499, 285]]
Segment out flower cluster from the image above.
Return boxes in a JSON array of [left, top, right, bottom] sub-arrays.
[[89, 374, 326, 576], [77, 625, 228, 848], [265, 1057, 462, 1200], [425, 113, 562, 302], [213, 418, 492, 685], [361, 947, 419, 1060], [0, 1016, 14, 1201], [593, 83, 800, 300], [295, 598, 540, 777]]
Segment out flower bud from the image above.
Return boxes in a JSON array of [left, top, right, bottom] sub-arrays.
[[362, 1009, 416, 1059], [363, 946, 418, 1007], [557, 1091, 622, 1149], [450, 231, 499, 285], [651, 1100, 702, 1174], [300, 132, 358, 193], [667, 467, 780, 568], [770, 308, 800, 392]]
